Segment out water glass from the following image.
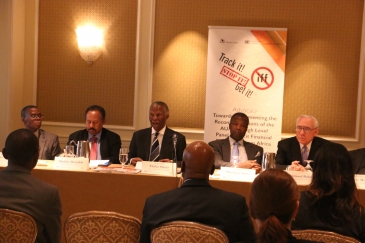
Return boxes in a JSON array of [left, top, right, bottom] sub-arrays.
[[65, 145, 75, 157], [119, 148, 129, 168]]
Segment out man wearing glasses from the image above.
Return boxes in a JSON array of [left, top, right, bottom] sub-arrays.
[[275, 114, 330, 170], [21, 105, 61, 160]]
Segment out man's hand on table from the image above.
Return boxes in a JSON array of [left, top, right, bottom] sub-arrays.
[[236, 160, 261, 174], [286, 161, 306, 171]]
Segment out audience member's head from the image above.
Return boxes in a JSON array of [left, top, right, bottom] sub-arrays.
[[2, 129, 39, 170], [21, 105, 44, 132], [149, 101, 169, 132], [181, 141, 215, 180], [229, 112, 249, 142], [85, 105, 106, 136], [308, 142, 360, 224], [295, 114, 319, 146], [250, 169, 299, 243]]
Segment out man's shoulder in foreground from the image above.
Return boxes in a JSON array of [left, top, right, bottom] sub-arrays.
[[101, 127, 120, 137], [208, 137, 228, 146], [39, 129, 59, 138], [277, 136, 298, 145]]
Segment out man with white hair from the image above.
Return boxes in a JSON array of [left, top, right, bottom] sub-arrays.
[[276, 115, 330, 170]]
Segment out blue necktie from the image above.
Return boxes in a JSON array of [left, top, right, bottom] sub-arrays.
[[231, 142, 239, 163]]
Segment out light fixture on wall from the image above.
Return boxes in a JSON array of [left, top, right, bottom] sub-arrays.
[[76, 25, 103, 65]]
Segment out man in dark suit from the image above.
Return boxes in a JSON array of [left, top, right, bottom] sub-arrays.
[[276, 114, 330, 170], [0, 129, 62, 243], [208, 112, 263, 171], [67, 105, 121, 164], [128, 101, 186, 165], [21, 105, 61, 160], [348, 148, 365, 174], [139, 141, 256, 243]]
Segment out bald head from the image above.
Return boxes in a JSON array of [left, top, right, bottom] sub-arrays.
[[181, 141, 215, 180], [2, 128, 39, 170]]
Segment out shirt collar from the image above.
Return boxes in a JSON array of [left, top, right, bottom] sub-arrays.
[[88, 131, 102, 141], [300, 141, 312, 150], [152, 126, 166, 136], [229, 136, 243, 146]]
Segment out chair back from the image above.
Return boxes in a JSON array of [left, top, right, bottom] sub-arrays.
[[0, 208, 37, 243], [64, 211, 141, 243], [151, 221, 229, 243], [292, 229, 360, 243]]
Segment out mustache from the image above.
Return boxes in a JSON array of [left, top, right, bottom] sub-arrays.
[[88, 128, 96, 131]]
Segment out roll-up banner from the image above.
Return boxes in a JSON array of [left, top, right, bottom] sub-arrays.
[[204, 26, 287, 152]]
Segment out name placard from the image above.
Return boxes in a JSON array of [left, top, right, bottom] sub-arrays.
[[54, 157, 89, 171], [355, 174, 365, 190], [285, 171, 312, 185], [0, 152, 7, 167], [140, 161, 177, 176], [220, 167, 256, 182]]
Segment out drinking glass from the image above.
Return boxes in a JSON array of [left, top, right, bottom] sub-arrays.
[[65, 145, 75, 157], [119, 148, 129, 168]]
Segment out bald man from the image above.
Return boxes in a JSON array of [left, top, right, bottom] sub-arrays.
[[0, 129, 62, 243], [139, 141, 256, 243]]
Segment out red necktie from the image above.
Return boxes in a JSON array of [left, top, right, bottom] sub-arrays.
[[90, 136, 97, 160]]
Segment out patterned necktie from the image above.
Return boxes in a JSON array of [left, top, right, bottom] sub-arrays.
[[231, 142, 239, 163], [149, 132, 160, 161], [302, 145, 308, 162], [90, 136, 97, 160]]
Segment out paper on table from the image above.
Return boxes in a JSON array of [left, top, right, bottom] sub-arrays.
[[37, 160, 48, 166]]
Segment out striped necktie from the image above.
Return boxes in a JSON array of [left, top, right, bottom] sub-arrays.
[[149, 132, 160, 161]]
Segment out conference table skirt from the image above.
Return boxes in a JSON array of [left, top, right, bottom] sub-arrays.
[[2, 164, 365, 243]]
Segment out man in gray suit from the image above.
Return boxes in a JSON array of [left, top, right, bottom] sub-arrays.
[[208, 112, 263, 171], [0, 128, 62, 243], [21, 105, 61, 160]]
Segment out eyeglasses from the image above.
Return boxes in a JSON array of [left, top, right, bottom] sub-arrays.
[[28, 114, 43, 119], [295, 126, 317, 133]]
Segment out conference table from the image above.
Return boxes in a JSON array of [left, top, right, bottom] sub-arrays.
[[2, 161, 365, 243]]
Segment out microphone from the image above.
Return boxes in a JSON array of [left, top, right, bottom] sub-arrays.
[[172, 134, 178, 163]]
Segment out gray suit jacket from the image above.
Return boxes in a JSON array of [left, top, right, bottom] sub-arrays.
[[0, 164, 62, 243], [38, 129, 61, 160], [208, 137, 263, 168]]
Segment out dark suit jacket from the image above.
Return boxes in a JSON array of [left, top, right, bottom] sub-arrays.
[[348, 148, 365, 174], [275, 136, 330, 169], [38, 129, 61, 160], [128, 127, 186, 163], [0, 164, 62, 243], [140, 179, 256, 243], [67, 127, 121, 164], [208, 137, 263, 168]]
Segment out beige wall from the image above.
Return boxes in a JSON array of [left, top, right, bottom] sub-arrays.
[[2, 0, 365, 150]]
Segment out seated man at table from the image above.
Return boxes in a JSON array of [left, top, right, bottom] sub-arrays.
[[348, 148, 365, 174], [208, 112, 263, 171], [276, 114, 330, 171], [139, 141, 256, 243], [67, 105, 121, 163], [128, 101, 186, 165], [0, 128, 62, 243], [21, 105, 61, 160]]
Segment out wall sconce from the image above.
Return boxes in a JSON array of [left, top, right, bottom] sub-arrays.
[[76, 25, 103, 65]]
